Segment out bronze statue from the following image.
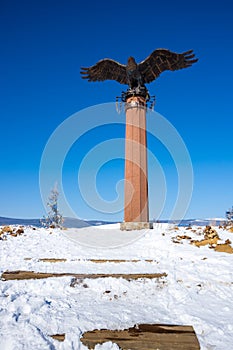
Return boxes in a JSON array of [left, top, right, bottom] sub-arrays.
[[81, 49, 198, 89]]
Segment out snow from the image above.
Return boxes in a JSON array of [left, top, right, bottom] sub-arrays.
[[205, 218, 226, 221], [0, 223, 233, 349]]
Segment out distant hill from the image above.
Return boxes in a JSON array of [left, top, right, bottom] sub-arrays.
[[0, 216, 226, 228], [156, 218, 226, 226], [63, 218, 116, 228], [0, 216, 115, 228], [0, 217, 41, 227]]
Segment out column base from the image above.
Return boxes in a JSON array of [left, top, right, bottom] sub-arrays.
[[120, 222, 154, 231]]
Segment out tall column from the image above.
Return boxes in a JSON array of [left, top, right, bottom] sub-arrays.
[[120, 95, 152, 230]]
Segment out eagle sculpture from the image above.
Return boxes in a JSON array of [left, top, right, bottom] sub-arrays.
[[81, 49, 198, 89]]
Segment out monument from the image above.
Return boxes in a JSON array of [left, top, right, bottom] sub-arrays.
[[81, 48, 198, 230]]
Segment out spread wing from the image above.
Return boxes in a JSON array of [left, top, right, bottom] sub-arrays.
[[139, 49, 198, 84], [81, 59, 127, 84]]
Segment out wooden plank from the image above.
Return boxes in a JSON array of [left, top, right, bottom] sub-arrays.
[[1, 270, 167, 281], [81, 324, 200, 349], [23, 258, 155, 263], [88, 259, 154, 263], [39, 258, 67, 263], [50, 334, 65, 342]]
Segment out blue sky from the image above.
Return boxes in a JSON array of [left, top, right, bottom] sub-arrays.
[[0, 0, 233, 220]]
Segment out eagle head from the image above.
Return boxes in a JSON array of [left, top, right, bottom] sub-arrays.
[[127, 56, 136, 64], [127, 56, 137, 71]]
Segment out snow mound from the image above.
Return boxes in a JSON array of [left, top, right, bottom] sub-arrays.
[[0, 224, 233, 349]]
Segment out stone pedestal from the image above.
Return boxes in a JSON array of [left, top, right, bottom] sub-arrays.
[[122, 95, 151, 230], [120, 222, 153, 231]]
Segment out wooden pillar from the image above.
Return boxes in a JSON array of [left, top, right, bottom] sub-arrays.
[[123, 95, 149, 224]]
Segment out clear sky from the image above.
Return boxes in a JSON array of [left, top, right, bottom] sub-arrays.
[[0, 0, 233, 220]]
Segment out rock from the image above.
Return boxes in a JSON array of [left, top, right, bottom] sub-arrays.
[[1, 226, 13, 233], [10, 233, 18, 237], [16, 228, 24, 235], [214, 243, 233, 254], [174, 235, 192, 241], [191, 237, 219, 247], [203, 226, 219, 240]]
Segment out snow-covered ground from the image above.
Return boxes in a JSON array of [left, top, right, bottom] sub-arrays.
[[0, 223, 233, 349]]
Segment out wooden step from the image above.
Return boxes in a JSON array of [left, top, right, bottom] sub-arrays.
[[24, 258, 155, 263], [1, 270, 167, 281], [81, 323, 200, 350]]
